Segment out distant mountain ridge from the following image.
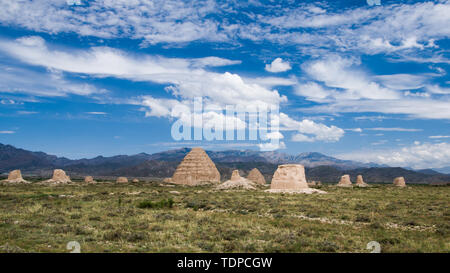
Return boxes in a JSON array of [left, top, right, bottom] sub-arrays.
[[1, 143, 449, 184], [147, 148, 385, 169], [433, 166, 450, 175]]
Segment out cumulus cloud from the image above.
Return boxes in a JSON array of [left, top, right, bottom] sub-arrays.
[[295, 82, 334, 102], [0, 35, 346, 148], [302, 56, 400, 100], [0, 36, 286, 107], [338, 141, 450, 169], [296, 55, 450, 120], [279, 113, 344, 143], [265, 58, 291, 73], [259, 141, 286, 151]]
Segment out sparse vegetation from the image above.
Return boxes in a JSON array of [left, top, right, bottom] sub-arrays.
[[137, 198, 174, 209], [0, 182, 448, 253]]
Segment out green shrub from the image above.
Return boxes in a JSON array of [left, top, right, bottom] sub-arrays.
[[137, 198, 174, 209]]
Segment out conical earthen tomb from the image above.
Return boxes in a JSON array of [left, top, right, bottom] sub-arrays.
[[170, 147, 220, 185], [247, 168, 266, 185]]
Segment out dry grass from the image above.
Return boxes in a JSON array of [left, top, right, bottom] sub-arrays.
[[0, 182, 448, 253]]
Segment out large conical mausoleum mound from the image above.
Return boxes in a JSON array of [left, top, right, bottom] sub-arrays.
[[2, 170, 29, 184], [42, 169, 71, 184], [337, 174, 352, 187], [216, 170, 256, 190], [247, 168, 266, 185], [170, 147, 220, 186], [355, 175, 369, 187], [393, 177, 406, 187]]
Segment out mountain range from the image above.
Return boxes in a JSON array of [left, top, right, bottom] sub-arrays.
[[1, 143, 449, 184]]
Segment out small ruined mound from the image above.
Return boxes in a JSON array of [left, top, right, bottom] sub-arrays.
[[355, 175, 369, 187], [116, 177, 128, 183], [216, 170, 256, 190], [230, 170, 242, 181], [42, 169, 71, 184], [2, 170, 29, 183], [132, 178, 139, 183], [393, 177, 406, 187], [270, 164, 309, 190], [309, 181, 322, 187], [170, 147, 220, 185], [84, 176, 95, 183], [337, 174, 352, 187], [247, 168, 266, 185]]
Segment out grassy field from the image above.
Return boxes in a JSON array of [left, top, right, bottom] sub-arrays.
[[0, 181, 449, 253]]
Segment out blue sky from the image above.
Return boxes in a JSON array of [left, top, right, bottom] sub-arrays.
[[0, 0, 449, 169]]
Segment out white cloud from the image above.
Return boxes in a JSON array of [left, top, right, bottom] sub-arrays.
[[0, 36, 286, 108], [366, 128, 423, 132], [354, 115, 388, 121], [0, 64, 105, 97], [140, 96, 344, 144], [429, 135, 450, 139], [0, 131, 15, 134], [371, 140, 388, 146], [291, 133, 315, 142], [1, 0, 449, 61], [266, 131, 284, 140], [17, 111, 38, 115], [0, 0, 225, 45], [85, 112, 107, 115], [259, 141, 286, 151], [243, 76, 297, 88], [345, 128, 363, 132], [338, 141, 450, 169], [1, 99, 20, 105], [257, 1, 450, 57], [295, 82, 333, 102], [192, 57, 241, 68], [279, 113, 344, 143], [305, 98, 450, 120], [0, 36, 346, 148], [425, 85, 450, 94], [302, 56, 400, 100], [374, 74, 429, 90], [141, 97, 185, 118], [265, 58, 291, 73], [297, 55, 450, 120]]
